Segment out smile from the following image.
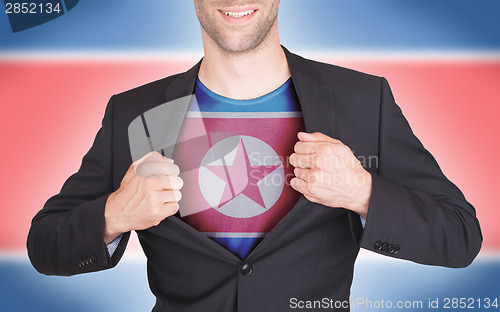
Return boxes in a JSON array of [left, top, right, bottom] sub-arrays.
[[221, 10, 256, 18]]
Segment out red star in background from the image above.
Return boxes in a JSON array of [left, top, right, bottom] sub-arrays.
[[204, 139, 280, 208]]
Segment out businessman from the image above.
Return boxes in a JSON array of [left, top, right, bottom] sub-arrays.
[[28, 1, 482, 311]]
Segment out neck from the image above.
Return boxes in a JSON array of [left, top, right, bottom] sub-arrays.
[[198, 26, 290, 100]]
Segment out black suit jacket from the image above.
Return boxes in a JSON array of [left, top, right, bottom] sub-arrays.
[[27, 47, 482, 312]]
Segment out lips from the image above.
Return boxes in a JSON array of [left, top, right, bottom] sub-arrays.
[[218, 7, 258, 24]]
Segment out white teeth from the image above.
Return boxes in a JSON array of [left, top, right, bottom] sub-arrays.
[[223, 10, 255, 18]]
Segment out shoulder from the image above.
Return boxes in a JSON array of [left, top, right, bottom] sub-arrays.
[[95, 71, 185, 134], [108, 66, 196, 125], [288, 50, 383, 91], [113, 72, 183, 104]]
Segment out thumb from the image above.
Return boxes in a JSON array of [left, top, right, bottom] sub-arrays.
[[133, 151, 159, 167], [124, 151, 172, 181], [297, 132, 340, 144], [120, 152, 163, 186]]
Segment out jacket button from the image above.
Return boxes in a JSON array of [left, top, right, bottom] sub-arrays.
[[240, 263, 253, 276], [374, 241, 383, 251], [79, 259, 87, 268], [381, 242, 389, 252], [393, 245, 400, 254], [89, 256, 97, 265], [388, 244, 395, 254]]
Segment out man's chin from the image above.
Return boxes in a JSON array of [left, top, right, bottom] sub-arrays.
[[216, 36, 267, 55]]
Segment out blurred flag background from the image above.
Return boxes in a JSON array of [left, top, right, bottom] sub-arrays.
[[1, 1, 499, 311]]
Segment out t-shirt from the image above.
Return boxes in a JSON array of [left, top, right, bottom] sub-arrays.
[[173, 77, 305, 259]]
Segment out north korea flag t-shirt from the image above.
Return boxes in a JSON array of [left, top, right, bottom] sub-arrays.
[[172, 77, 305, 259]]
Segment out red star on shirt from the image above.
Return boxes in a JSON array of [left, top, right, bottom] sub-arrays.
[[204, 138, 280, 208]]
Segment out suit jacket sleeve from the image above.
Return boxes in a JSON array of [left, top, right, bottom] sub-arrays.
[[27, 96, 130, 276], [356, 77, 482, 268]]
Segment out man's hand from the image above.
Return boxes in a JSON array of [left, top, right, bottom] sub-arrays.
[[104, 151, 183, 244], [289, 132, 371, 218]]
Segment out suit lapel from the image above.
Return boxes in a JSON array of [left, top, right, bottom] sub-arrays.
[[163, 60, 201, 102], [128, 61, 201, 161], [284, 47, 337, 137]]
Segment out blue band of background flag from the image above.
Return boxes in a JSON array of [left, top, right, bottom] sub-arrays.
[[1, 0, 499, 52]]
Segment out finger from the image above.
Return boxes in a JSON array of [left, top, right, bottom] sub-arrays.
[[290, 177, 314, 197], [289, 153, 316, 169], [158, 190, 182, 203], [142, 154, 175, 165], [290, 177, 319, 203], [146, 175, 183, 192], [136, 162, 180, 178], [298, 132, 342, 144], [294, 167, 324, 186], [162, 176, 184, 190], [293, 167, 310, 181], [294, 141, 332, 154], [165, 163, 180, 176], [133, 151, 162, 166], [136, 162, 172, 178], [290, 176, 306, 192], [125, 152, 159, 183], [133, 151, 174, 168], [162, 202, 180, 217]]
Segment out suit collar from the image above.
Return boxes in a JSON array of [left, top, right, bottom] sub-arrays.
[[283, 46, 336, 137], [163, 59, 202, 103]]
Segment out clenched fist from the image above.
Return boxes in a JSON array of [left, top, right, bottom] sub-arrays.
[[289, 132, 371, 218], [104, 151, 183, 244]]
